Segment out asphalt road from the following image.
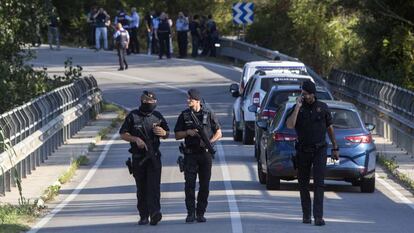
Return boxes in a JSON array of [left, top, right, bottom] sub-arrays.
[[27, 46, 414, 233]]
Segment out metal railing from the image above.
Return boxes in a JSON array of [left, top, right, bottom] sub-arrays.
[[0, 76, 102, 196], [217, 37, 414, 154], [327, 69, 414, 154]]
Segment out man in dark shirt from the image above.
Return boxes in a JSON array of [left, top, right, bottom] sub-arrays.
[[286, 80, 339, 226], [156, 12, 171, 59], [174, 89, 222, 223], [189, 15, 201, 57], [120, 91, 169, 226]]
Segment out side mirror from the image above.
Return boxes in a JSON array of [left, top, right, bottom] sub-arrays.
[[229, 83, 240, 97], [248, 104, 258, 113], [365, 123, 375, 131], [256, 120, 267, 130]]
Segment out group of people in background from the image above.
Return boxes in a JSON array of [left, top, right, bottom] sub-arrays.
[[86, 6, 219, 61]]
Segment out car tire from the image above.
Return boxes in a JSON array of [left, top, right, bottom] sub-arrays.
[[360, 177, 375, 193], [233, 115, 242, 142], [266, 171, 281, 190], [257, 160, 266, 184], [242, 124, 254, 145]]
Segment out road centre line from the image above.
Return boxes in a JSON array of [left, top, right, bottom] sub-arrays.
[[102, 71, 243, 233]]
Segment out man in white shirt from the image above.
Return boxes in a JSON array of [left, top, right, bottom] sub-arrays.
[[126, 7, 140, 54], [176, 12, 189, 58]]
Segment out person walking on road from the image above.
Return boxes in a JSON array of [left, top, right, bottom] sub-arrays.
[[286, 80, 339, 226], [174, 89, 222, 223], [113, 23, 129, 71], [120, 91, 170, 226]]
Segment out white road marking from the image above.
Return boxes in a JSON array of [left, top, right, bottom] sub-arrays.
[[376, 174, 414, 210], [28, 132, 119, 233], [102, 71, 243, 233], [217, 142, 243, 233]]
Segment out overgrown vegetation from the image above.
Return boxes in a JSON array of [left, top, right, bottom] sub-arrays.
[[378, 154, 414, 193], [246, 0, 414, 90]]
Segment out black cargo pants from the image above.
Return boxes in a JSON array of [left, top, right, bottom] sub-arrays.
[[297, 145, 327, 219], [184, 151, 212, 216], [132, 153, 162, 219]]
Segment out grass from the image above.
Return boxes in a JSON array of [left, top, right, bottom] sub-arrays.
[[41, 155, 90, 202], [97, 102, 126, 141], [378, 154, 414, 193], [0, 202, 42, 233]]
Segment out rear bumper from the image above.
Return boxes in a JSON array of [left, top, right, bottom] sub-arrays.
[[267, 157, 375, 180]]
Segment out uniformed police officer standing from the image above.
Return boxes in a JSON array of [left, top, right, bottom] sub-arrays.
[[113, 23, 129, 71], [286, 80, 339, 226], [120, 91, 170, 226], [155, 12, 171, 59], [174, 89, 222, 223]]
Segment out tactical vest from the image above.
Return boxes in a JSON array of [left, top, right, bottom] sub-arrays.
[[181, 108, 212, 148], [116, 29, 128, 48]]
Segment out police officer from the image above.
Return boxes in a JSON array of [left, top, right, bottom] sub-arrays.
[[113, 23, 129, 71], [120, 91, 170, 226], [286, 80, 339, 226], [156, 12, 171, 59], [174, 89, 222, 223]]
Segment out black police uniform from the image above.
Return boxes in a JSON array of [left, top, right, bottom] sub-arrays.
[[174, 107, 220, 217], [157, 19, 171, 59], [293, 99, 333, 220], [119, 108, 169, 221]]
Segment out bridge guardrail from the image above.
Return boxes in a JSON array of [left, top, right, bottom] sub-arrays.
[[217, 37, 414, 154], [0, 76, 102, 196]]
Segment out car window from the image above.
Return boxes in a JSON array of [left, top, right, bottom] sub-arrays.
[[243, 78, 256, 97], [330, 108, 361, 129], [270, 106, 286, 129], [268, 90, 301, 109], [316, 91, 333, 100], [260, 77, 310, 92]]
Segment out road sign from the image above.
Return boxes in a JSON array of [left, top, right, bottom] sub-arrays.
[[232, 2, 254, 25]]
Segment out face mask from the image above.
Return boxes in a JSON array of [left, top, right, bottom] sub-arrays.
[[140, 102, 157, 113]]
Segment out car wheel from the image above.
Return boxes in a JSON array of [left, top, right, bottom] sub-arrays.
[[360, 177, 375, 193], [232, 115, 242, 142], [257, 160, 266, 184], [266, 170, 280, 190], [242, 123, 254, 145]]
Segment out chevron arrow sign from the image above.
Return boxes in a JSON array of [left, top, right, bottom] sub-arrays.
[[232, 2, 254, 25]]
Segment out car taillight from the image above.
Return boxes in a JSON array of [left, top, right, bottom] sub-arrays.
[[345, 134, 372, 143], [253, 92, 260, 107], [260, 109, 276, 120], [273, 133, 297, 142]]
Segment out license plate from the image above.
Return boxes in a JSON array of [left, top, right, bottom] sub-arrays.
[[326, 157, 339, 166]]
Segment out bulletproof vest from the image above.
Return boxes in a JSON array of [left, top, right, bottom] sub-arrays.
[[182, 108, 212, 148], [158, 19, 170, 32], [128, 110, 162, 154], [118, 12, 129, 27], [116, 29, 128, 48]]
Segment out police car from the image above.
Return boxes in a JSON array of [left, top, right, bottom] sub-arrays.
[[237, 60, 309, 94], [229, 68, 314, 144]]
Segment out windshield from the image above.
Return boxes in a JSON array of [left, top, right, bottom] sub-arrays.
[[267, 90, 333, 109], [260, 77, 310, 92], [331, 108, 362, 129]]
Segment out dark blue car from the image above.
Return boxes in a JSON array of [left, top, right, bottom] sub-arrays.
[[250, 85, 334, 159], [256, 100, 377, 193]]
